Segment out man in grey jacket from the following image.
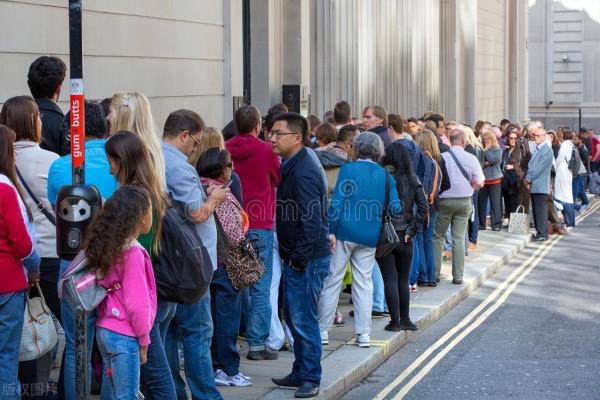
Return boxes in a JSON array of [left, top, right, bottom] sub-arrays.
[[525, 129, 555, 241]]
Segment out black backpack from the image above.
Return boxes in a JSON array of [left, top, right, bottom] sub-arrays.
[[568, 147, 581, 176], [153, 198, 213, 304]]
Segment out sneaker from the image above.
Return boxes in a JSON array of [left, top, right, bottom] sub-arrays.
[[320, 331, 329, 346], [295, 381, 320, 398], [272, 373, 302, 388], [247, 348, 279, 360], [228, 372, 253, 387], [355, 333, 370, 348], [409, 284, 418, 293], [442, 251, 452, 261], [214, 369, 230, 386]]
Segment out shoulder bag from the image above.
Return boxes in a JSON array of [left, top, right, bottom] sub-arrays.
[[20, 283, 59, 361], [376, 172, 401, 258]]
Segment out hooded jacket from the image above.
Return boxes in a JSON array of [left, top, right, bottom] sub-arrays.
[[226, 134, 280, 230]]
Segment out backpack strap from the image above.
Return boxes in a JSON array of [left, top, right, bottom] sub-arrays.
[[16, 166, 56, 225]]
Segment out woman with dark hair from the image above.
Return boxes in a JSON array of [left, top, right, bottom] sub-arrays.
[[196, 147, 253, 387], [501, 129, 523, 218], [104, 131, 175, 399], [377, 142, 428, 331], [0, 125, 34, 400]]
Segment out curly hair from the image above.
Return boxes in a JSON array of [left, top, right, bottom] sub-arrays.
[[27, 56, 67, 99], [83, 185, 151, 277]]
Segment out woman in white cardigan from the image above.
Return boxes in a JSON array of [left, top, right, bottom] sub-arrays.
[[554, 128, 576, 227]]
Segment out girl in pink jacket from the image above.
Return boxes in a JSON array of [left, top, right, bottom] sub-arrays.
[[83, 185, 156, 399]]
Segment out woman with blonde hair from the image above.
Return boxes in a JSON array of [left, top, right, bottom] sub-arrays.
[[478, 130, 503, 231], [415, 130, 450, 284], [463, 125, 484, 250], [107, 92, 166, 189]]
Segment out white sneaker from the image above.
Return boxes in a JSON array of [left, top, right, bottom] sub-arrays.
[[214, 369, 230, 386], [228, 372, 253, 387], [320, 330, 329, 345], [356, 333, 370, 348]]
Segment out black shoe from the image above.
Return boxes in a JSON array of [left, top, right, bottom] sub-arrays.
[[532, 234, 548, 242], [248, 348, 279, 360], [452, 278, 463, 285], [428, 281, 437, 287], [295, 382, 320, 398], [417, 280, 427, 287], [272, 373, 301, 388], [384, 322, 403, 332], [492, 227, 501, 231], [399, 320, 418, 331], [436, 277, 440, 283]]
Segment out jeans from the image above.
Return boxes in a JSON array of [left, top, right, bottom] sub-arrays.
[[60, 259, 97, 400], [468, 192, 479, 243], [245, 229, 274, 351], [572, 175, 589, 208], [210, 267, 242, 376], [140, 300, 177, 400], [165, 291, 222, 400], [434, 198, 472, 281], [409, 231, 424, 285], [556, 199, 576, 227], [422, 211, 437, 282], [96, 328, 140, 400], [284, 256, 330, 385], [478, 182, 502, 230], [371, 263, 386, 313], [0, 291, 26, 400]]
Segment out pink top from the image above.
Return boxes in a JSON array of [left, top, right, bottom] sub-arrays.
[[96, 242, 157, 346]]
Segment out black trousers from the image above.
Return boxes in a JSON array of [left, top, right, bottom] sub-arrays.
[[503, 190, 520, 219], [478, 182, 503, 230], [531, 193, 548, 238], [377, 240, 413, 324]]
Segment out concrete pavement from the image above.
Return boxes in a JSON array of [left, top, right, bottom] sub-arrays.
[[219, 212, 548, 400]]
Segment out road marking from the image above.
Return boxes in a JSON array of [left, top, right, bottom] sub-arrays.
[[373, 201, 600, 400]]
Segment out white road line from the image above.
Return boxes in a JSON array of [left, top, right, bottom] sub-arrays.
[[373, 202, 600, 400]]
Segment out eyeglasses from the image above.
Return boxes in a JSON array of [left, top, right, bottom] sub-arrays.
[[188, 133, 201, 147], [271, 130, 300, 138], [509, 136, 517, 140]]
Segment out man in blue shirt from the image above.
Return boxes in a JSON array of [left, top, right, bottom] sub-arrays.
[[160, 109, 229, 400], [270, 112, 331, 399]]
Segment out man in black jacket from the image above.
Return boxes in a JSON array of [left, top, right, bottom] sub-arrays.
[[270, 112, 332, 398], [27, 56, 69, 155]]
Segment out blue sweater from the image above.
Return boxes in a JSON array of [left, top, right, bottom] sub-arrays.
[[328, 161, 402, 247]]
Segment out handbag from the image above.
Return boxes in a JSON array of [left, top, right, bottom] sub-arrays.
[[508, 205, 529, 234], [19, 283, 59, 361], [376, 172, 401, 258], [225, 238, 265, 291]]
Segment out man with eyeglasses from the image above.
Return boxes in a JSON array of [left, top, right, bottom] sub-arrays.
[[525, 129, 554, 241], [226, 105, 281, 361], [270, 112, 331, 398]]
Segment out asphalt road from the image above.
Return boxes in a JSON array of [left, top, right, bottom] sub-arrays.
[[342, 206, 600, 400]]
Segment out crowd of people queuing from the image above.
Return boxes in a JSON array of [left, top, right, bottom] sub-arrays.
[[1, 56, 599, 400]]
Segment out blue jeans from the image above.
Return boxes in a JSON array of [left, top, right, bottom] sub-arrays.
[[140, 301, 177, 400], [0, 291, 26, 400], [210, 267, 242, 376], [468, 192, 479, 244], [556, 200, 576, 227], [422, 211, 437, 282], [371, 263, 387, 313], [245, 229, 274, 351], [410, 231, 425, 285], [59, 259, 96, 400], [573, 175, 589, 208], [165, 291, 222, 400], [283, 256, 330, 385], [96, 328, 140, 400]]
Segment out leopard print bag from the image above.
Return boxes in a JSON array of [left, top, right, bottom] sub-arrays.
[[225, 239, 265, 291]]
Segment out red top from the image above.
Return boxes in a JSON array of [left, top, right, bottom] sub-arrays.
[[0, 181, 33, 294], [226, 134, 281, 230]]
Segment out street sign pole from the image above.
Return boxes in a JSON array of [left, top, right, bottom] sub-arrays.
[[69, 1, 88, 399]]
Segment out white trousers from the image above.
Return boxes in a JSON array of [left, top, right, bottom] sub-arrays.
[[266, 236, 293, 349], [318, 240, 376, 335]]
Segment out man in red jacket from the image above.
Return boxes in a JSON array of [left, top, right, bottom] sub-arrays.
[[226, 105, 281, 360]]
